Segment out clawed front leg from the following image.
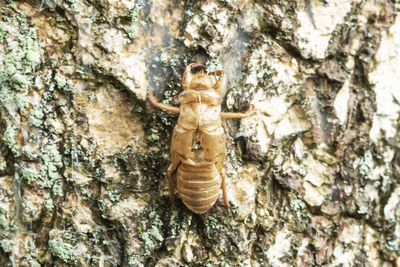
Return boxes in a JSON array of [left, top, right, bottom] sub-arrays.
[[209, 70, 227, 97], [208, 70, 223, 76], [221, 104, 255, 119], [148, 92, 180, 114]]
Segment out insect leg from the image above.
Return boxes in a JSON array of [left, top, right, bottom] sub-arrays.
[[148, 92, 180, 113], [167, 153, 180, 206], [221, 104, 256, 119], [220, 171, 229, 211], [210, 70, 227, 97], [215, 154, 229, 211]]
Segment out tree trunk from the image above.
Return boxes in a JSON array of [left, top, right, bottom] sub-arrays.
[[0, 0, 399, 266]]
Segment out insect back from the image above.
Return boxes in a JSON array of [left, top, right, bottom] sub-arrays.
[[148, 63, 253, 214]]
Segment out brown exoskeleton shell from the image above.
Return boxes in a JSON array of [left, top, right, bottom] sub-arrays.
[[148, 63, 252, 214]]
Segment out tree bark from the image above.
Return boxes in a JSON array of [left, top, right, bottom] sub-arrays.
[[0, 0, 399, 266]]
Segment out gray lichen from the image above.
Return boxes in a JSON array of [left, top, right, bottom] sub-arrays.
[[41, 143, 63, 196], [48, 237, 77, 263], [127, 0, 145, 39]]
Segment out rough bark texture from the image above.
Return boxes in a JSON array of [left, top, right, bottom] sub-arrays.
[[0, 0, 399, 266]]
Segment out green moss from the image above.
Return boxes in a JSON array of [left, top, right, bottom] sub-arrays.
[[150, 133, 160, 141], [395, 208, 400, 220], [0, 158, 6, 171], [0, 13, 43, 117], [75, 66, 88, 78], [226, 149, 243, 170], [386, 223, 400, 253], [200, 212, 246, 260], [290, 198, 306, 211], [0, 22, 6, 42], [386, 237, 400, 252], [0, 239, 14, 253], [65, 0, 79, 13], [28, 105, 45, 127], [139, 224, 164, 257], [162, 89, 173, 105], [27, 256, 41, 267], [18, 166, 40, 184], [10, 72, 29, 88], [44, 193, 54, 211], [148, 225, 163, 241], [107, 186, 121, 202], [0, 207, 8, 229], [54, 72, 73, 92], [357, 205, 368, 215], [3, 126, 19, 157], [21, 145, 38, 160], [41, 144, 63, 196], [128, 256, 142, 266], [358, 150, 373, 180], [139, 232, 156, 256], [206, 52, 223, 73], [138, 207, 165, 257], [167, 209, 186, 238], [127, 0, 144, 39], [49, 237, 77, 263]]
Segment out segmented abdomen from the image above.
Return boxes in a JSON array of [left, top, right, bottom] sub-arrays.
[[177, 163, 221, 214]]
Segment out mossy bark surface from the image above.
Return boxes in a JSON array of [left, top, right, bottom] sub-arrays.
[[0, 0, 399, 266]]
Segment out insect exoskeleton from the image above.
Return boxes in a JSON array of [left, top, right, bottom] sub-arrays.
[[148, 63, 253, 214]]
